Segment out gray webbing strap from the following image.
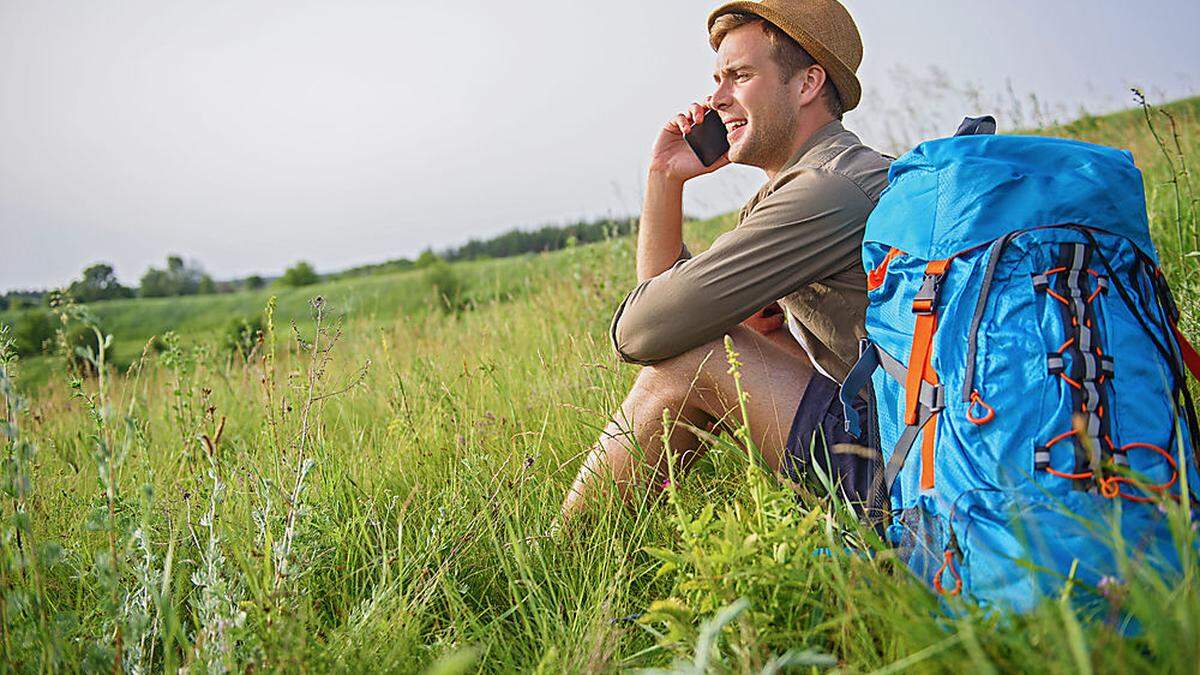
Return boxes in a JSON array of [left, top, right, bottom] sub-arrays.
[[920, 381, 945, 411], [1034, 445, 1051, 470], [1063, 243, 1101, 485], [842, 340, 944, 495], [1050, 242, 1119, 484], [873, 342, 941, 494], [884, 404, 935, 493], [963, 232, 1018, 402], [876, 344, 908, 383]]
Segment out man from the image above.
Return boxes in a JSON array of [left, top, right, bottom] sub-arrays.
[[561, 0, 890, 518]]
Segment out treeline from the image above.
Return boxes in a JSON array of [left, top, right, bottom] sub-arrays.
[[0, 257, 290, 310], [444, 218, 636, 261], [333, 216, 636, 279], [2, 216, 637, 309]]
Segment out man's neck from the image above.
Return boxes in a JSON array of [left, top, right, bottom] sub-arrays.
[[763, 114, 839, 180]]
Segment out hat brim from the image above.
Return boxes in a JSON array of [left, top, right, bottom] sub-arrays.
[[707, 1, 861, 112]]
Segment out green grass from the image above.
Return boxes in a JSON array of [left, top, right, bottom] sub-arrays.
[[1, 97, 1199, 673]]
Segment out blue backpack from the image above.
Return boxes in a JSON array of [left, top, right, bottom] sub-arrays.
[[839, 118, 1200, 611]]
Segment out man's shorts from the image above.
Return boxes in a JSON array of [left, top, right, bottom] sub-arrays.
[[781, 374, 886, 523]]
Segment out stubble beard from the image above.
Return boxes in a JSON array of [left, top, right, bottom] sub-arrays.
[[729, 98, 799, 171]]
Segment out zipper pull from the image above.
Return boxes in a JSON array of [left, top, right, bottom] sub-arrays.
[[933, 531, 963, 596]]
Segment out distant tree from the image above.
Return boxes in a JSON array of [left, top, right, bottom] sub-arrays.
[[222, 314, 264, 360], [1, 291, 44, 311], [67, 263, 134, 303], [11, 310, 56, 356], [167, 256, 203, 294], [139, 268, 170, 298], [415, 249, 440, 268], [424, 262, 466, 313], [197, 274, 217, 295], [278, 261, 319, 287], [140, 255, 205, 297], [245, 275, 265, 290]]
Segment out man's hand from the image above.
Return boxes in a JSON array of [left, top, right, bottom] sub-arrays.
[[647, 100, 731, 183], [742, 302, 785, 335], [643, 98, 724, 279], [636, 100, 732, 282]]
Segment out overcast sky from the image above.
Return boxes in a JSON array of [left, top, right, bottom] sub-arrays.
[[2, 0, 1198, 291]]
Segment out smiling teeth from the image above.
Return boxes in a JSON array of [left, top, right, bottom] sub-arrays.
[[729, 121, 747, 129]]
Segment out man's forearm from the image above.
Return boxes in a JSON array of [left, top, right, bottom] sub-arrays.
[[636, 171, 686, 282]]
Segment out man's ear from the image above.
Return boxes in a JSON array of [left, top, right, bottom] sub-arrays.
[[797, 64, 828, 108]]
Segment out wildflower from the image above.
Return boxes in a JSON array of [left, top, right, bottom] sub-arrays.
[[1097, 575, 1124, 600]]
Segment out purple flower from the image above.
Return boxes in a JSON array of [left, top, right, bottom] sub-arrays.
[[1097, 575, 1123, 599]]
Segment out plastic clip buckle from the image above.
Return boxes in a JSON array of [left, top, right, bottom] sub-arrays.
[[912, 273, 943, 315]]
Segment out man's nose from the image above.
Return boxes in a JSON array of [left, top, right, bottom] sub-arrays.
[[710, 81, 732, 110]]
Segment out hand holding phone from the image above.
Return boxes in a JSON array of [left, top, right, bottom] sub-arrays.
[[684, 109, 731, 167], [648, 102, 730, 183]]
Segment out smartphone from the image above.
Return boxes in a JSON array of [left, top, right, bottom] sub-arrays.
[[684, 109, 730, 167]]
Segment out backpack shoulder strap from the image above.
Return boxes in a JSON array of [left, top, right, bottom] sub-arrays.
[[954, 115, 997, 136]]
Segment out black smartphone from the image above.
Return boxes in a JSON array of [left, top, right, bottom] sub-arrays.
[[684, 108, 730, 167]]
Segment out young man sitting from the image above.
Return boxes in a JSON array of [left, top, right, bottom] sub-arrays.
[[562, 0, 890, 519]]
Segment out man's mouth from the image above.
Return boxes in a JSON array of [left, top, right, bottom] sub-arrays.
[[725, 118, 748, 141]]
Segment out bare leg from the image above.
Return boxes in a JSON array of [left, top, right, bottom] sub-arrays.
[[562, 326, 814, 518]]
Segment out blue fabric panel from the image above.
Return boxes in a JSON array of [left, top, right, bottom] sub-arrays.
[[864, 135, 1157, 263], [955, 490, 1186, 612]]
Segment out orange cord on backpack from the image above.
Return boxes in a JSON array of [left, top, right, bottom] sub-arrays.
[[1103, 442, 1179, 503], [966, 390, 995, 425], [932, 549, 962, 596], [1040, 430, 1178, 502]]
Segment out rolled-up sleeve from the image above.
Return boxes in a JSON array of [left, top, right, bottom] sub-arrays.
[[610, 169, 873, 365]]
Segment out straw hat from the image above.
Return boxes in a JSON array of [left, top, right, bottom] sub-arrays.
[[708, 0, 864, 111]]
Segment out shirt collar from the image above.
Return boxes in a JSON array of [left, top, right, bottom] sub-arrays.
[[777, 120, 846, 175]]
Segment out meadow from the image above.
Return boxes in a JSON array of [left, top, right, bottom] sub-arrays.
[[2, 96, 1199, 673]]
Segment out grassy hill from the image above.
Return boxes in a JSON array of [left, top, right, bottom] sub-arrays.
[[1, 97, 1198, 672], [6, 97, 1197, 385]]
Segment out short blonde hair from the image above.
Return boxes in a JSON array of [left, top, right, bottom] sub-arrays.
[[709, 13, 843, 119]]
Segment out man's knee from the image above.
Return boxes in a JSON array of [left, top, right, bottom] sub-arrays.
[[625, 338, 727, 414], [641, 337, 726, 384], [627, 366, 688, 416]]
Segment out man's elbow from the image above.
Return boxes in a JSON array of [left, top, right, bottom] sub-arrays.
[[611, 314, 675, 366]]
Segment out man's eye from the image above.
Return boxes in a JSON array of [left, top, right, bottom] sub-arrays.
[[735, 72, 750, 82]]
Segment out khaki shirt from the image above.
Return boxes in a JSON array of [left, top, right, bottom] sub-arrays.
[[610, 120, 891, 383]]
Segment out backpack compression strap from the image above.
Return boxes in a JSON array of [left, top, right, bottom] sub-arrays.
[[841, 340, 944, 497], [907, 260, 950, 489], [842, 258, 951, 495]]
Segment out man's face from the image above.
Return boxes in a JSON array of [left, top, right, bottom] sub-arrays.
[[711, 24, 801, 169]]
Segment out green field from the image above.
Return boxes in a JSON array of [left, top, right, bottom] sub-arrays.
[[2, 98, 1199, 673]]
